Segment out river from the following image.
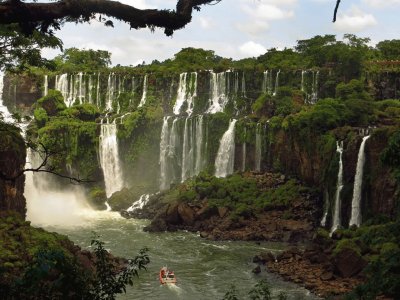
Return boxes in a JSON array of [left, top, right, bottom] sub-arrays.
[[31, 210, 318, 300]]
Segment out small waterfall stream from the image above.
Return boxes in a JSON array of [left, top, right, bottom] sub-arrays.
[[207, 71, 228, 113], [99, 118, 124, 198], [349, 135, 371, 227], [241, 127, 247, 172], [138, 74, 148, 108], [331, 141, 344, 235], [255, 123, 262, 172], [215, 119, 237, 178]]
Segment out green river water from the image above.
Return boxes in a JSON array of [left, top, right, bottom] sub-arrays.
[[35, 211, 318, 300]]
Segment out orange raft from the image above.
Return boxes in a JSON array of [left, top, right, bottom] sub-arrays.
[[159, 267, 177, 285]]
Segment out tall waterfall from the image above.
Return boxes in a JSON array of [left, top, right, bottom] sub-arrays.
[[159, 117, 171, 191], [99, 118, 124, 198], [207, 72, 229, 113], [273, 70, 280, 96], [0, 72, 13, 123], [255, 123, 262, 172], [173, 72, 197, 115], [241, 72, 246, 98], [138, 74, 148, 108], [262, 70, 273, 95], [331, 141, 344, 235], [194, 115, 205, 175], [55, 73, 101, 108], [349, 135, 371, 227], [215, 119, 237, 178], [106, 73, 116, 111], [44, 75, 48, 96], [159, 115, 206, 190], [242, 127, 247, 172], [311, 71, 319, 104], [181, 117, 193, 181], [301, 70, 306, 93]]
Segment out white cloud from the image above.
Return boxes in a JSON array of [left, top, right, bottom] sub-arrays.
[[118, 0, 156, 9], [198, 17, 214, 29], [363, 0, 400, 8], [333, 6, 377, 32], [239, 41, 266, 57], [237, 0, 296, 36]]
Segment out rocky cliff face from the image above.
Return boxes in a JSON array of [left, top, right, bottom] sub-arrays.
[[0, 123, 26, 217]]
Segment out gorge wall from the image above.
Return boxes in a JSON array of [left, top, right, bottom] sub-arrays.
[[1, 67, 399, 231]]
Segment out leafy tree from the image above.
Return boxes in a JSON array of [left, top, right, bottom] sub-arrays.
[[376, 39, 400, 60], [54, 48, 112, 72]]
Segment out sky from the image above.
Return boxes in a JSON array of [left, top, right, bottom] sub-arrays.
[[42, 0, 400, 66]]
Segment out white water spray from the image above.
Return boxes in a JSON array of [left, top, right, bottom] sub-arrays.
[[215, 119, 237, 178], [99, 118, 124, 198], [331, 141, 344, 235], [138, 74, 148, 108], [349, 135, 371, 227]]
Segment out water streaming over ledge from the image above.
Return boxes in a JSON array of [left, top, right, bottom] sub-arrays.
[[331, 141, 344, 235], [255, 123, 262, 172], [215, 119, 237, 178], [138, 74, 148, 108], [349, 135, 371, 227], [99, 118, 124, 198]]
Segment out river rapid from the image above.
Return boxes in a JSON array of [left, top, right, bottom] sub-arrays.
[[27, 208, 317, 300]]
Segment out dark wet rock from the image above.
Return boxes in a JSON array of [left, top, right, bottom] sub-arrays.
[[252, 265, 261, 274], [334, 248, 368, 278]]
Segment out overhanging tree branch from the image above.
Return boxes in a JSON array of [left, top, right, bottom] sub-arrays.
[[333, 0, 341, 23], [0, 0, 221, 36]]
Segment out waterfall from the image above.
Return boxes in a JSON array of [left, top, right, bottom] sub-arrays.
[[88, 75, 93, 104], [255, 123, 262, 172], [160, 117, 171, 191], [173, 72, 197, 115], [44, 75, 48, 96], [194, 115, 205, 175], [349, 135, 371, 227], [55, 73, 71, 106], [301, 70, 306, 93], [234, 72, 239, 95], [138, 74, 148, 108], [241, 127, 246, 172], [311, 71, 319, 104], [207, 71, 228, 114], [96, 73, 101, 107], [321, 189, 329, 227], [181, 117, 194, 182], [262, 71, 268, 94], [273, 70, 280, 96], [99, 118, 124, 198], [127, 194, 150, 212], [331, 141, 344, 235], [241, 72, 246, 98], [215, 119, 237, 178], [0, 72, 13, 123], [25, 147, 94, 226], [106, 73, 116, 111], [173, 73, 188, 115]]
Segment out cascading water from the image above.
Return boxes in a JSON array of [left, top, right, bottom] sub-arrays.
[[106, 73, 116, 111], [262, 70, 273, 95], [159, 117, 171, 191], [273, 70, 281, 96], [331, 141, 344, 235], [207, 71, 228, 113], [349, 135, 371, 227], [241, 127, 247, 172], [301, 70, 306, 93], [215, 119, 237, 178], [44, 75, 48, 96], [320, 189, 329, 227], [173, 72, 197, 115], [0, 72, 14, 123], [173, 73, 188, 115], [194, 115, 205, 175], [311, 71, 319, 104], [241, 72, 246, 98], [255, 123, 262, 172], [181, 117, 194, 182], [138, 74, 148, 108], [99, 118, 124, 198], [25, 147, 95, 226], [127, 194, 151, 212]]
